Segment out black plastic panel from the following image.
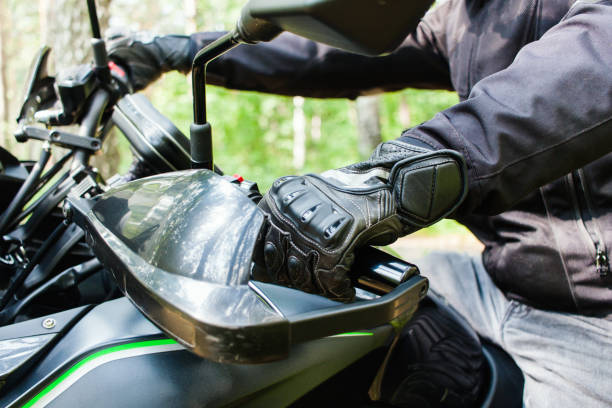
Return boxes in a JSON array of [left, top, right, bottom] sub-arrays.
[[2, 297, 392, 408], [113, 94, 191, 173], [89, 170, 262, 285], [0, 306, 88, 383], [247, 0, 434, 56]]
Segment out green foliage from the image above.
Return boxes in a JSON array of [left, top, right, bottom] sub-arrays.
[[1, 0, 469, 239], [148, 72, 466, 238], [149, 73, 458, 192], [381, 89, 458, 138]]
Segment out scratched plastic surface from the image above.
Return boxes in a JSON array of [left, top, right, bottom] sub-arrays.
[[80, 170, 287, 363], [92, 170, 262, 286], [0, 334, 54, 378]]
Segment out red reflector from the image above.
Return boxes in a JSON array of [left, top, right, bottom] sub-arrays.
[[108, 61, 126, 77], [232, 174, 244, 183]]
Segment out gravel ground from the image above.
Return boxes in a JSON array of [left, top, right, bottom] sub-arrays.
[[389, 232, 484, 262]]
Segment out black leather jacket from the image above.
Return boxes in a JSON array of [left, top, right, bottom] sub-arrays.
[[191, 0, 612, 318]]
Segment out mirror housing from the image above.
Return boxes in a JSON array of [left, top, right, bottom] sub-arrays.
[[238, 0, 435, 56]]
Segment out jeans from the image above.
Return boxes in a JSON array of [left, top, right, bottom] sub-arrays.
[[417, 251, 612, 408]]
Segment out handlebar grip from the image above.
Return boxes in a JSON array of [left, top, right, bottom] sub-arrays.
[[353, 246, 419, 294]]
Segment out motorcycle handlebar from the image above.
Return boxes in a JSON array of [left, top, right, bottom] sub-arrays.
[[73, 88, 111, 165], [353, 246, 420, 295]]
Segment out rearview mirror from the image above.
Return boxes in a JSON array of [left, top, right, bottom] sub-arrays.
[[189, 0, 435, 170], [239, 0, 435, 56]]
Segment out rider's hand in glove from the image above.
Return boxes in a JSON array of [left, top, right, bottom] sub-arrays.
[[107, 31, 193, 92], [255, 137, 468, 301]]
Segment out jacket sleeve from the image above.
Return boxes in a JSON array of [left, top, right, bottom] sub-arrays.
[[398, 0, 612, 215], [188, 9, 453, 99]]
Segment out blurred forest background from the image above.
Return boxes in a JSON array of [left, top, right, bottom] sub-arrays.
[[0, 0, 481, 255]]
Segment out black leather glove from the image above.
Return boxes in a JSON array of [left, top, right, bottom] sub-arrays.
[[107, 31, 192, 91], [255, 138, 467, 301]]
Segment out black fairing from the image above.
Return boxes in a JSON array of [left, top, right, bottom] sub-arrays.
[[0, 298, 392, 408]]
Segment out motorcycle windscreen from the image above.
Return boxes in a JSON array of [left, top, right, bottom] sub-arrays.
[[69, 170, 289, 364]]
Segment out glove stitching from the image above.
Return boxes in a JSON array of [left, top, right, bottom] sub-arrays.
[[313, 177, 388, 228], [310, 174, 391, 195], [267, 207, 312, 256], [315, 265, 352, 299], [394, 159, 455, 176], [287, 241, 313, 284], [384, 146, 425, 154], [377, 191, 382, 223], [302, 250, 325, 294], [270, 222, 323, 290], [428, 165, 438, 219], [340, 166, 390, 175], [397, 208, 434, 225], [346, 195, 368, 228], [381, 141, 429, 154]]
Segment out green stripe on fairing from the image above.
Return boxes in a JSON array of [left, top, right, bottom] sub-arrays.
[[21, 331, 373, 407], [21, 338, 178, 408], [333, 331, 374, 337]]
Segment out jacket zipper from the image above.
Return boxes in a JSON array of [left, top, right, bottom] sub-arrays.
[[567, 171, 610, 278]]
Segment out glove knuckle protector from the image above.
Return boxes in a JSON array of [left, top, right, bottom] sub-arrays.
[[257, 175, 364, 301]]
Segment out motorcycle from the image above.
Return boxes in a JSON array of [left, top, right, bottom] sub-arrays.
[[0, 0, 524, 406]]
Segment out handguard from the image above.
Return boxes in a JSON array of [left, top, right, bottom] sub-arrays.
[[256, 139, 467, 301], [66, 170, 429, 364]]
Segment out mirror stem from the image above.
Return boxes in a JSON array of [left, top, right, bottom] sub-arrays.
[[192, 31, 241, 125], [86, 0, 102, 39], [190, 31, 241, 170]]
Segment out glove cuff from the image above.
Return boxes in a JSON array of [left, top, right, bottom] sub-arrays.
[[154, 34, 192, 73], [330, 138, 467, 228], [387, 140, 467, 228]]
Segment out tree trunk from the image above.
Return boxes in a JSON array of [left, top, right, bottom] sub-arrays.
[[42, 0, 120, 177], [311, 115, 321, 141], [356, 95, 382, 159], [44, 1, 88, 71], [0, 0, 19, 155], [39, 0, 49, 45], [0, 0, 10, 124], [43, 0, 111, 70], [399, 94, 411, 128], [293, 96, 306, 169], [184, 0, 198, 33]]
